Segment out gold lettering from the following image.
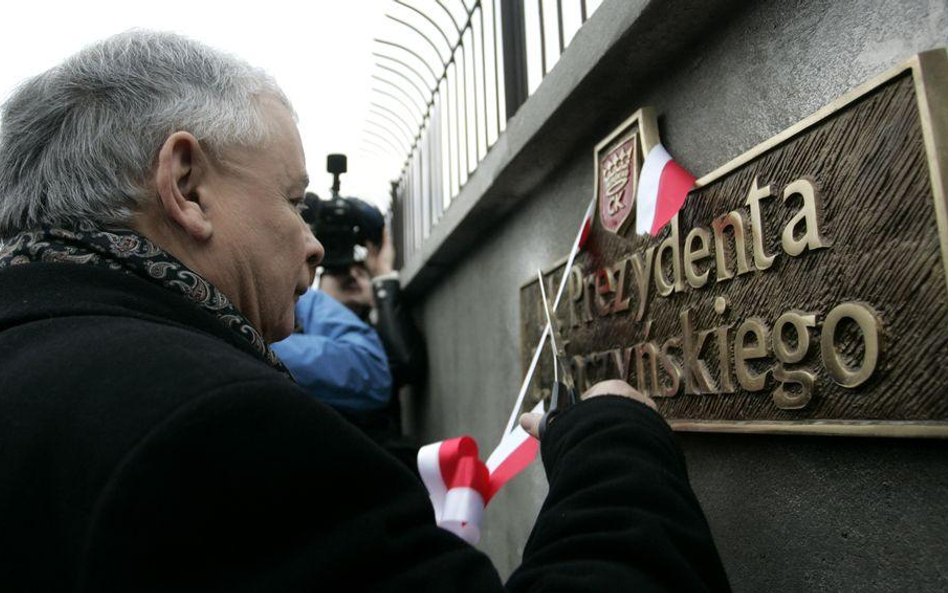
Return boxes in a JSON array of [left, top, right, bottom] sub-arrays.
[[782, 177, 828, 256], [679, 307, 716, 394], [734, 318, 771, 392], [654, 215, 685, 296], [772, 365, 816, 409], [772, 310, 817, 363], [821, 302, 882, 388], [580, 272, 607, 318], [612, 258, 631, 313], [610, 346, 634, 382], [594, 268, 617, 315], [684, 226, 712, 289], [635, 341, 661, 396], [715, 323, 735, 393], [745, 176, 777, 271], [659, 337, 684, 397], [630, 247, 656, 321], [712, 210, 751, 282]]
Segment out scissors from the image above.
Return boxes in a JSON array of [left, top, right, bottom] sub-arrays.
[[536, 271, 579, 440]]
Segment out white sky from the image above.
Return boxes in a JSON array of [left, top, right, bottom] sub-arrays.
[[0, 0, 400, 209]]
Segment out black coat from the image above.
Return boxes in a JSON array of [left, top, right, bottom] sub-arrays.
[[0, 261, 729, 592]]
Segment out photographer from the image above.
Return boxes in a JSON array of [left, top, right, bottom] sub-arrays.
[[273, 163, 426, 467], [320, 207, 428, 392]]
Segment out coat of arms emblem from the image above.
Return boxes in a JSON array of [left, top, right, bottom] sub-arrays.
[[594, 108, 660, 234]]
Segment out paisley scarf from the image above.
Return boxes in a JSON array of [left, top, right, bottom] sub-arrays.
[[0, 226, 289, 375]]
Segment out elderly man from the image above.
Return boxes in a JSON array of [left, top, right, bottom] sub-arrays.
[[0, 31, 729, 591]]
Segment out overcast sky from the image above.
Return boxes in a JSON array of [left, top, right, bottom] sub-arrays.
[[0, 0, 399, 209]]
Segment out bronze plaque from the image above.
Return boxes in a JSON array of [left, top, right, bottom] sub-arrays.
[[520, 51, 948, 437]]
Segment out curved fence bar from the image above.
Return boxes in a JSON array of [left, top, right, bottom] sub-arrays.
[[367, 0, 602, 264]]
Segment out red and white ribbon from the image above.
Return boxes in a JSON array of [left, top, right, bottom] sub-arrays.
[[417, 402, 543, 545], [485, 401, 543, 496], [418, 197, 595, 544], [418, 436, 490, 544]]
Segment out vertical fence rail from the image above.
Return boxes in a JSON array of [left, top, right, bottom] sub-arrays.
[[372, 0, 600, 264]]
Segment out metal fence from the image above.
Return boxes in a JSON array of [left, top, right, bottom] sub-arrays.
[[363, 0, 603, 266]]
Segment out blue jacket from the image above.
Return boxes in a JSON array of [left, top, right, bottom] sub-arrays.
[[272, 289, 391, 411]]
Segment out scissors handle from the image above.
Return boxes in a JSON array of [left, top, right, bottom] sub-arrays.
[[538, 381, 578, 440]]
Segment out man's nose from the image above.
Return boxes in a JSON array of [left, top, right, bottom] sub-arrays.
[[303, 224, 323, 277]]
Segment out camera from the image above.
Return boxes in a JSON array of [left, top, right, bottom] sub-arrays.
[[303, 154, 385, 269]]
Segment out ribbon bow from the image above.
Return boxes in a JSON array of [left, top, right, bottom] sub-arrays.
[[417, 436, 490, 544], [417, 410, 541, 544]]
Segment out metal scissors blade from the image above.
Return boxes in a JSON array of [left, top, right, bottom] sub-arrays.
[[536, 271, 576, 394], [536, 271, 578, 439]]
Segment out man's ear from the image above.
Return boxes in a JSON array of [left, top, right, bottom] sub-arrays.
[[154, 131, 213, 242]]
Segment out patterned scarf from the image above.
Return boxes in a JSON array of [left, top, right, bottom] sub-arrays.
[[0, 226, 289, 375]]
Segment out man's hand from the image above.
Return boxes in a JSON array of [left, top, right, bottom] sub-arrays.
[[519, 380, 657, 439], [365, 225, 396, 278]]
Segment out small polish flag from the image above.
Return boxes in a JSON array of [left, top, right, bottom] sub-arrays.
[[635, 144, 696, 236]]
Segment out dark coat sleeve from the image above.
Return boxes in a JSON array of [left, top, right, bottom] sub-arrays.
[[76, 379, 504, 593], [77, 385, 727, 592], [507, 396, 731, 592], [372, 277, 427, 388]]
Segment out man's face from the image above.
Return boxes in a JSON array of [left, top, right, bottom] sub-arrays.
[[320, 263, 373, 315], [205, 98, 323, 342]]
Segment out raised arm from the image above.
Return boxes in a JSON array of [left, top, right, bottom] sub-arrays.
[[272, 289, 392, 411], [508, 389, 731, 592], [366, 225, 427, 388]]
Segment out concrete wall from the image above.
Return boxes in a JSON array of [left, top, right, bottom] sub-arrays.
[[407, 0, 948, 589]]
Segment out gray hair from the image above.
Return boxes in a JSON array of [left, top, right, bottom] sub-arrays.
[[0, 30, 293, 238]]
